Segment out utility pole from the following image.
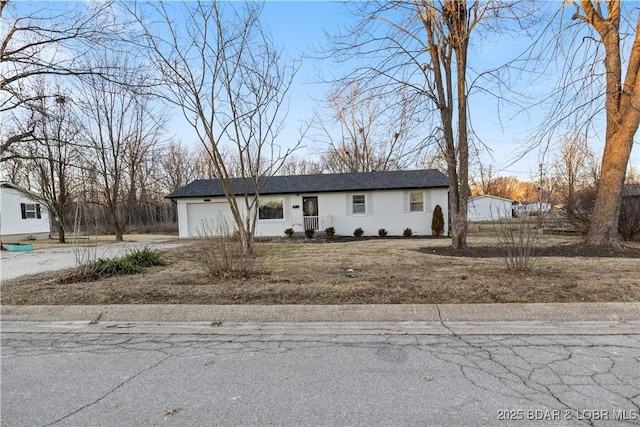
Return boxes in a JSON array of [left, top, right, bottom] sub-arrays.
[[538, 162, 544, 227]]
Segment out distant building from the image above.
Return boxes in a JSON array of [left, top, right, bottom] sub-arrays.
[[514, 202, 552, 216], [467, 195, 514, 222], [0, 182, 51, 241]]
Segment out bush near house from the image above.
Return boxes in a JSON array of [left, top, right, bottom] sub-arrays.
[[353, 227, 364, 237], [432, 205, 445, 236], [304, 229, 315, 239], [325, 227, 336, 237], [378, 228, 388, 237], [403, 227, 413, 238], [284, 228, 294, 238]]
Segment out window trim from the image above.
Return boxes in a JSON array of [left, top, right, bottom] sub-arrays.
[[409, 191, 424, 213], [258, 197, 284, 221], [21, 202, 41, 219], [352, 194, 366, 215]]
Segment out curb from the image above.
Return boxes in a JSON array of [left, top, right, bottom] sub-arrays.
[[2, 303, 639, 335]]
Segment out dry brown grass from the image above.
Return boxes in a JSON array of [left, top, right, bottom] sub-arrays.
[[2, 235, 639, 305]]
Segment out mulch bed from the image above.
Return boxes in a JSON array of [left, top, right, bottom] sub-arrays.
[[418, 244, 640, 258]]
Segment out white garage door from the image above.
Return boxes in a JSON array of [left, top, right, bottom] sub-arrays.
[[186, 202, 233, 237]]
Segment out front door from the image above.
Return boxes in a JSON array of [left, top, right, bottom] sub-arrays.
[[302, 196, 319, 230]]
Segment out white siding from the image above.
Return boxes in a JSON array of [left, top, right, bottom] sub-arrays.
[[467, 196, 513, 222], [0, 187, 51, 239], [176, 188, 449, 238], [186, 202, 233, 236]]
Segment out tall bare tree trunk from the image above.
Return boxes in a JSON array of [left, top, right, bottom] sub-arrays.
[[587, 121, 638, 248], [579, 4, 640, 248]]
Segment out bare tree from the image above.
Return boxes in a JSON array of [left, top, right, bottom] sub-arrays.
[[278, 155, 323, 176], [326, 1, 528, 249], [570, 2, 640, 248], [471, 163, 498, 196], [16, 80, 81, 242], [128, 1, 302, 256], [160, 142, 207, 193], [515, 2, 640, 248], [552, 135, 593, 209], [315, 83, 418, 173], [75, 52, 164, 241], [0, 0, 122, 159], [419, 150, 448, 174]]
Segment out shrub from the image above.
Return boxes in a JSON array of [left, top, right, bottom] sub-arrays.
[[284, 228, 294, 238], [85, 257, 142, 277], [432, 205, 445, 236], [378, 228, 388, 237], [353, 227, 364, 237], [124, 247, 165, 267], [324, 227, 336, 237], [493, 213, 542, 272], [403, 227, 413, 238], [304, 228, 315, 239], [196, 216, 256, 278]]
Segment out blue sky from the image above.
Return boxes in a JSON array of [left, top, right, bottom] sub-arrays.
[[6, 0, 639, 181], [244, 1, 639, 180]]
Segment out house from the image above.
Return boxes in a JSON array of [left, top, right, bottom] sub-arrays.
[[166, 169, 449, 237], [467, 195, 514, 222], [0, 182, 51, 241], [514, 201, 552, 216]]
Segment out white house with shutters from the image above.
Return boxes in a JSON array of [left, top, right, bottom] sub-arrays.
[[166, 169, 449, 238], [0, 182, 51, 241]]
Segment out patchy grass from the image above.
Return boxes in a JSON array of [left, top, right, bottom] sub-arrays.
[[1, 235, 639, 305]]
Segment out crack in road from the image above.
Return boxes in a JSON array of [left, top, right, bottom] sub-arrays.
[[2, 332, 639, 426], [42, 353, 173, 427]]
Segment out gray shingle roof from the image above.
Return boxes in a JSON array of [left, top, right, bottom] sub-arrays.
[[166, 169, 449, 199]]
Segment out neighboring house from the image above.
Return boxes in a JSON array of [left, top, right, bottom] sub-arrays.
[[514, 201, 552, 216], [0, 182, 51, 241], [166, 169, 449, 237], [467, 195, 514, 222]]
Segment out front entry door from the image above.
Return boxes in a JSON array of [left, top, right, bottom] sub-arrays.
[[302, 196, 319, 230]]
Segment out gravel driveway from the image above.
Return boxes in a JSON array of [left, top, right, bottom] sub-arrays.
[[0, 239, 185, 281]]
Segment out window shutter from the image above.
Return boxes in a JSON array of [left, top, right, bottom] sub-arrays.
[[367, 193, 373, 215], [403, 192, 409, 213], [346, 194, 352, 216], [36, 204, 42, 219], [425, 191, 432, 212], [21, 203, 27, 219]]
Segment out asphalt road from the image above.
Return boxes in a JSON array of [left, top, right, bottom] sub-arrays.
[[2, 332, 639, 426]]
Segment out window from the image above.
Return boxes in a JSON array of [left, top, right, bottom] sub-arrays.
[[258, 198, 284, 220], [20, 203, 41, 219], [352, 194, 366, 214], [409, 192, 424, 212]]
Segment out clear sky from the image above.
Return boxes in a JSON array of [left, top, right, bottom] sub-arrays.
[[232, 0, 639, 181], [6, 0, 639, 181]]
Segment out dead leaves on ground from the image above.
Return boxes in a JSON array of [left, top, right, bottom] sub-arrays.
[[165, 407, 181, 416]]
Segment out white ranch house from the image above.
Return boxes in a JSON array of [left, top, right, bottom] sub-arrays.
[[467, 195, 515, 222], [0, 182, 51, 241], [167, 169, 449, 238]]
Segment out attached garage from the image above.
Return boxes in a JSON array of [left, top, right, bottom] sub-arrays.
[[186, 202, 233, 237], [167, 170, 450, 238]]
